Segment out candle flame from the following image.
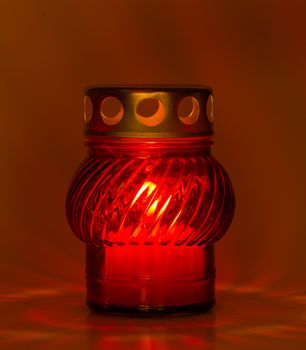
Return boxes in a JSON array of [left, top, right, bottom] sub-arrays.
[[131, 181, 157, 205], [147, 199, 159, 215]]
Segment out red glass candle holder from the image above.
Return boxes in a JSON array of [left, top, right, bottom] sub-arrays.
[[66, 86, 235, 315]]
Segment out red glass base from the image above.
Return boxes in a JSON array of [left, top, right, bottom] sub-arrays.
[[86, 244, 215, 316]]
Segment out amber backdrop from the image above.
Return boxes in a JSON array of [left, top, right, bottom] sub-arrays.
[[1, 1, 306, 349]]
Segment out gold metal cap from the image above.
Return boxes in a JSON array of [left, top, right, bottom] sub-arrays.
[[83, 85, 214, 138]]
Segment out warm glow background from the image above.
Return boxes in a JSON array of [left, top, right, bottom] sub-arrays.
[[1, 0, 306, 349]]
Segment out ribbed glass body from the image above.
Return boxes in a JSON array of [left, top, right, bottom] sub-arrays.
[[66, 136, 235, 314]]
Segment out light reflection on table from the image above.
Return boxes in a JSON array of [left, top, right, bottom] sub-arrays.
[[0, 285, 306, 350]]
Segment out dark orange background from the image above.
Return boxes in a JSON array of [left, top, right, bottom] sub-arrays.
[[1, 0, 306, 349]]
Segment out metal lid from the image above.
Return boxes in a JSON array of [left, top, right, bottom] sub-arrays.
[[83, 85, 214, 138]]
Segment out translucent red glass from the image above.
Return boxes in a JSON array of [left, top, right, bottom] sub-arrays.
[[66, 136, 235, 314]]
